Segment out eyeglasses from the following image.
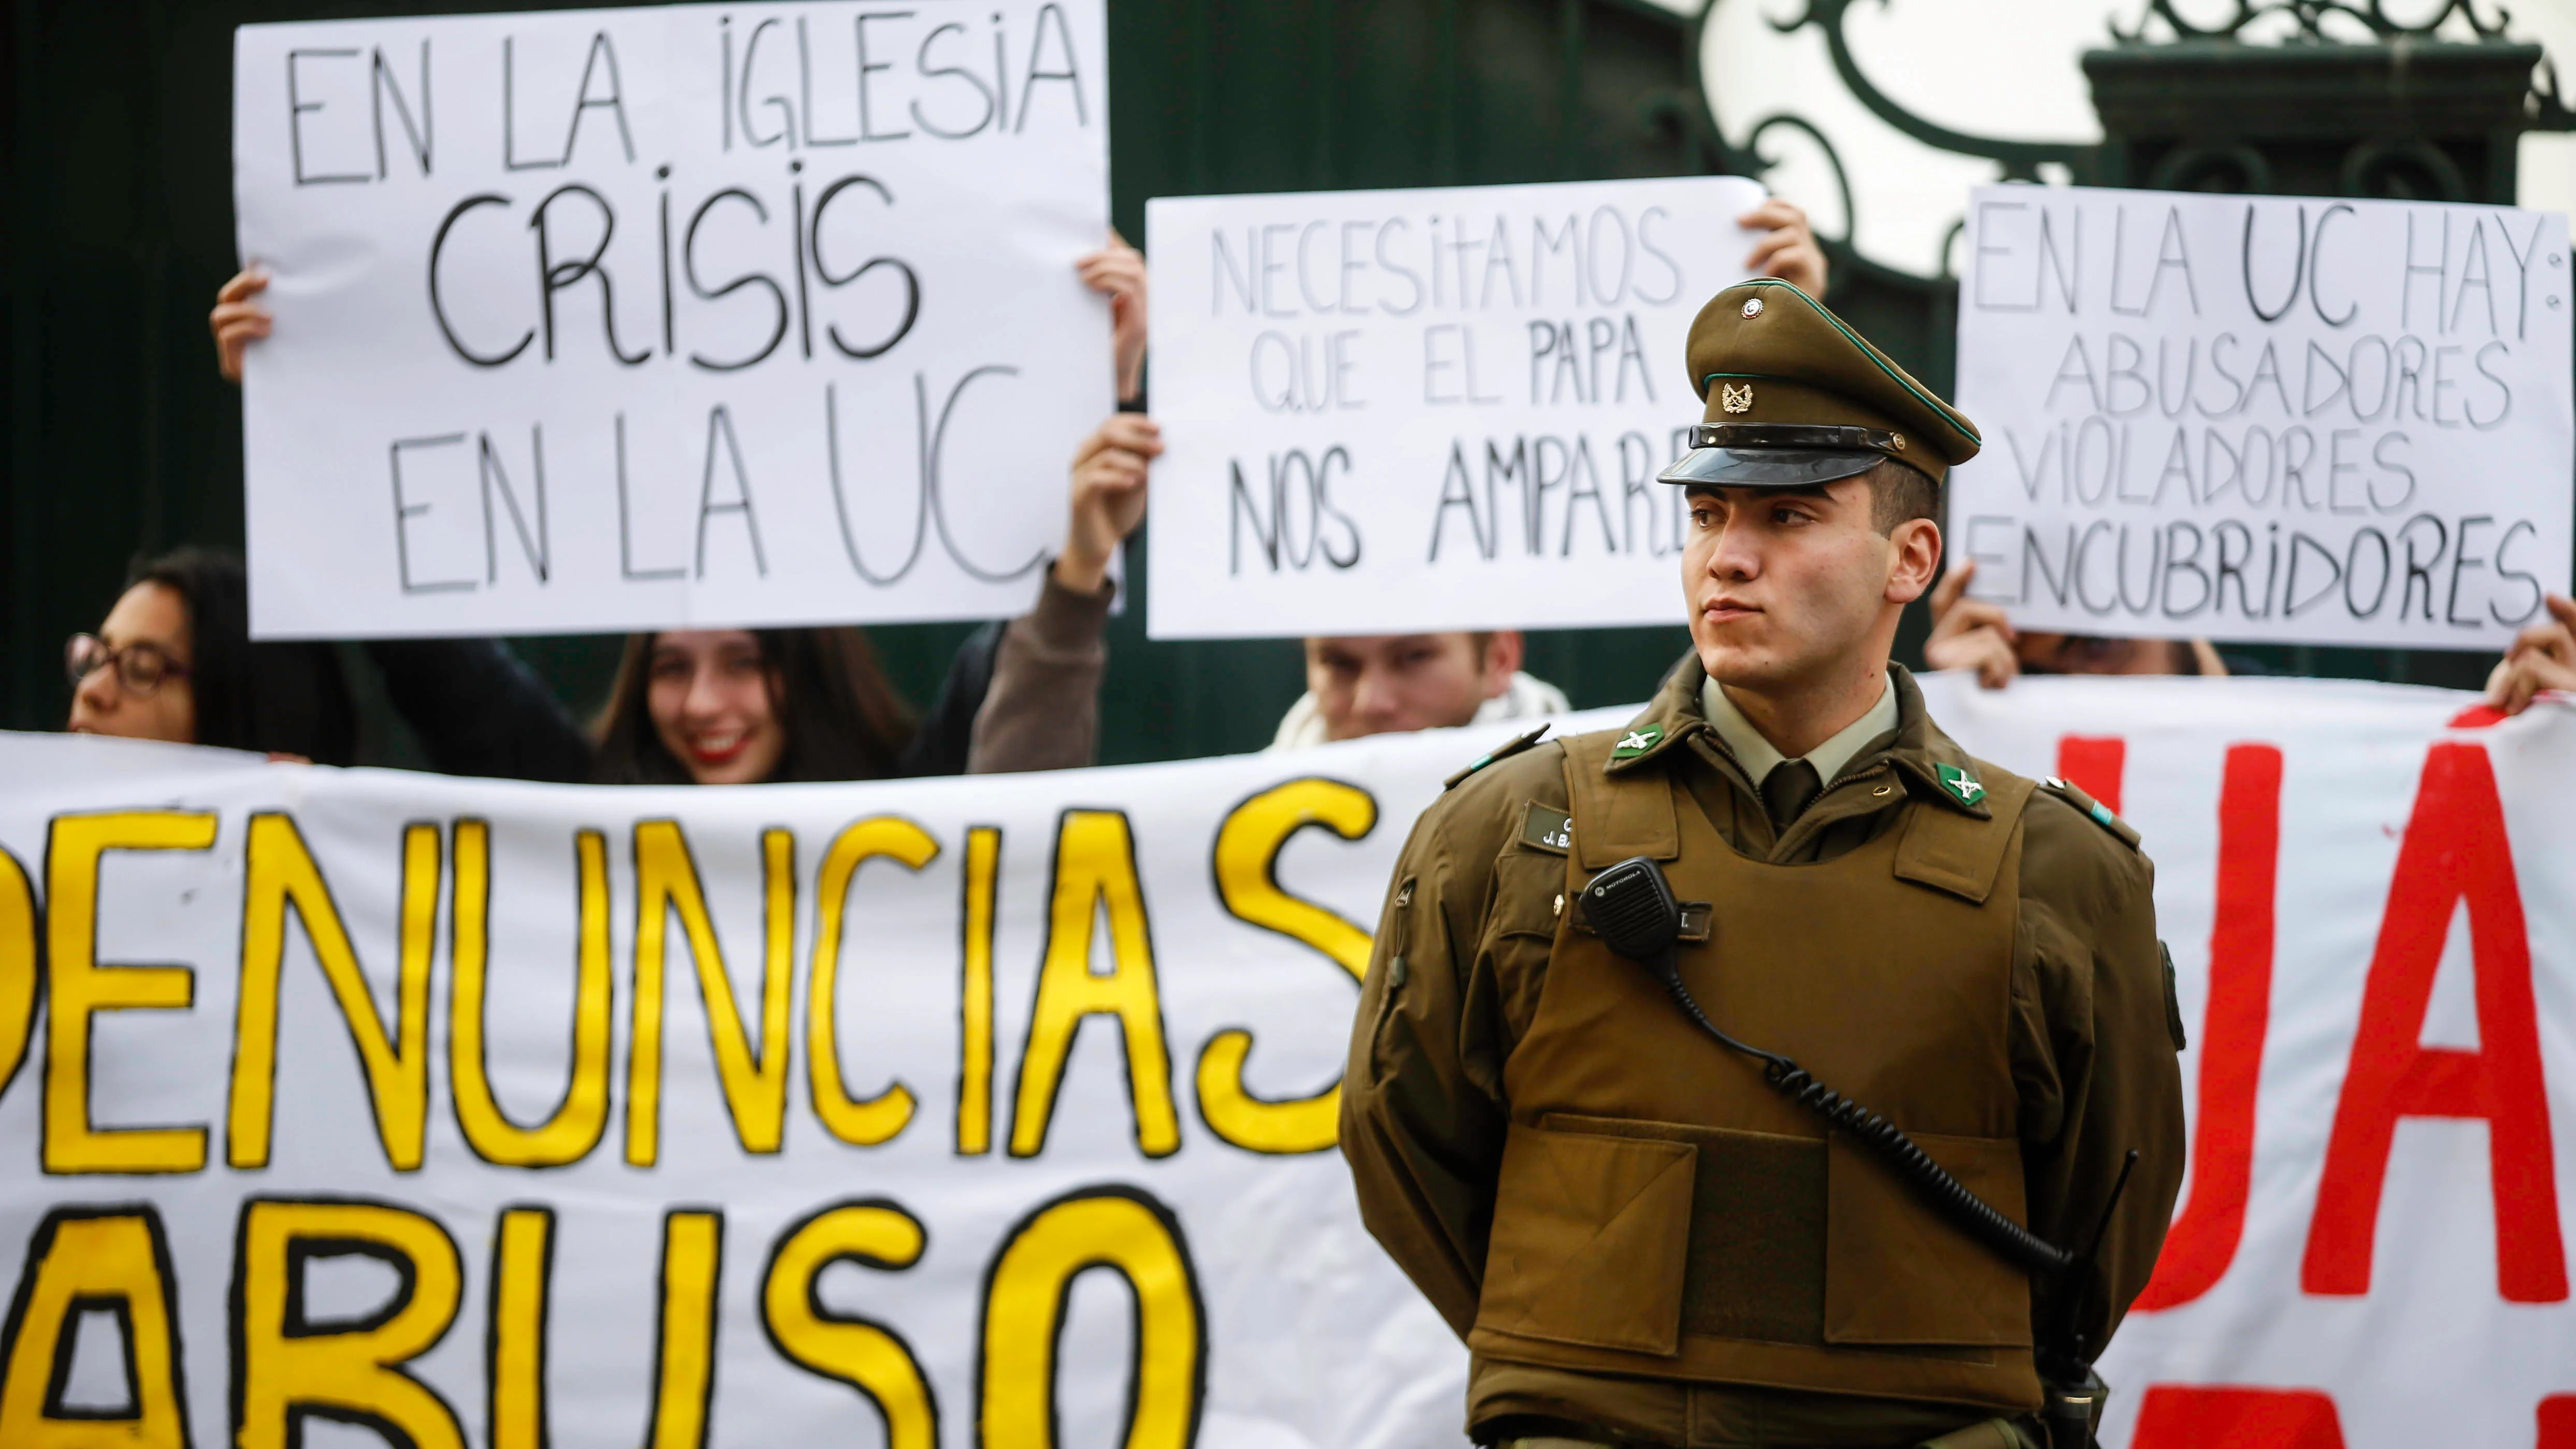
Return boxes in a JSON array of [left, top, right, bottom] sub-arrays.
[[66, 634, 190, 697]]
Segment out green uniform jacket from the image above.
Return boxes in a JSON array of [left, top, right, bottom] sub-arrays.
[[1339, 661, 2187, 1448]]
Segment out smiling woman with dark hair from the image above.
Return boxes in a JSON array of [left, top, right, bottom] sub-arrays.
[[592, 627, 923, 785], [66, 546, 356, 764]]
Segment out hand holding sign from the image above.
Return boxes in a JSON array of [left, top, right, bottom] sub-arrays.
[[1925, 560, 2024, 689], [1739, 195, 1830, 300], [1061, 413, 1160, 595], [2485, 592, 2576, 714], [1079, 230, 1151, 403], [212, 268, 274, 383]]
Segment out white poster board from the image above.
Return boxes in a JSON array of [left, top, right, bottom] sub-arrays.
[[1143, 176, 1769, 640], [1952, 185, 2572, 651], [234, 2, 1112, 640]]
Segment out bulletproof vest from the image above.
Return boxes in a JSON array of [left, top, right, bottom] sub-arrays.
[[1467, 728, 2044, 1413]]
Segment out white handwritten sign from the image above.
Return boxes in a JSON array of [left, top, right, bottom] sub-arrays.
[[234, 2, 1111, 640], [1143, 176, 1768, 639], [1953, 185, 2572, 651]]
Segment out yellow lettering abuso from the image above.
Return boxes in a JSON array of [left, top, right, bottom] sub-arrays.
[[228, 815, 437, 1171], [0, 1208, 187, 1448], [1010, 810, 1179, 1158], [980, 1189, 1202, 1449], [807, 817, 938, 1148], [626, 823, 795, 1166], [452, 824, 614, 1166], [1197, 780, 1379, 1154], [234, 1199, 465, 1449], [43, 810, 217, 1175], [762, 1202, 936, 1449], [958, 825, 1002, 1155], [643, 1211, 723, 1449], [488, 1207, 555, 1449], [0, 849, 37, 1103]]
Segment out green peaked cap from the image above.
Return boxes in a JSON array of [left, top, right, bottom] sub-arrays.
[[1664, 279, 1981, 490]]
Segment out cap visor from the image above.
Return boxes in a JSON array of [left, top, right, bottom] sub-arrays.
[[1656, 447, 1884, 488]]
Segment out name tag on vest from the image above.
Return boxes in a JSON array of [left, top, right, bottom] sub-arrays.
[[1521, 803, 1574, 854]]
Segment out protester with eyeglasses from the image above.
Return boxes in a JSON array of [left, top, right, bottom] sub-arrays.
[[67, 547, 356, 763]]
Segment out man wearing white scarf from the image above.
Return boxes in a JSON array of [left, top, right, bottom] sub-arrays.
[[1269, 632, 1571, 750]]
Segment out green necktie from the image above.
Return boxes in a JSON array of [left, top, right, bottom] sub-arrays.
[[1762, 758, 1824, 831]]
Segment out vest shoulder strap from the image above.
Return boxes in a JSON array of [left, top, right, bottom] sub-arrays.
[[1893, 759, 2034, 904], [1561, 729, 1681, 868]]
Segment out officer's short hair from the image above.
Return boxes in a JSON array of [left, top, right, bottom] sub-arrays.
[[1866, 458, 1938, 536]]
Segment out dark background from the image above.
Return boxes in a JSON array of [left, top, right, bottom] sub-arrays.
[[0, 0, 2515, 766]]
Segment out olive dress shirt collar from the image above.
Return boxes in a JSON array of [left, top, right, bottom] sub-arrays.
[[1698, 668, 1900, 791]]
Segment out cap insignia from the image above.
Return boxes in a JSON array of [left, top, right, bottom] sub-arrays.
[[1611, 725, 1665, 760], [1741, 297, 1765, 318], [1720, 383, 1754, 415], [1936, 762, 1986, 806]]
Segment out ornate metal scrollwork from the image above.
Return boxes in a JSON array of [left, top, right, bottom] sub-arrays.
[[1741, 113, 1860, 248], [2337, 137, 2473, 200], [1763, 0, 2091, 182], [2534, 56, 2573, 130], [2149, 142, 2277, 195], [1685, 0, 2564, 291], [2108, 0, 2511, 44]]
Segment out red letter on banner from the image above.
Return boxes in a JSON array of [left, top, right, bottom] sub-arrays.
[[2541, 1396, 2576, 1449], [2301, 744, 2567, 1302], [2132, 1385, 2346, 1449], [2053, 735, 2125, 815], [2136, 744, 2282, 1311]]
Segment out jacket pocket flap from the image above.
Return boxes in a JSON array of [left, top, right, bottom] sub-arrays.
[[1824, 1129, 2032, 1349], [1478, 1120, 1695, 1356]]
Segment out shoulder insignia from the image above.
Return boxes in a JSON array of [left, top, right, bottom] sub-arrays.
[[1519, 802, 1573, 856], [1935, 761, 1987, 806], [1442, 723, 1552, 792], [2041, 776, 2143, 851], [1609, 724, 1664, 760]]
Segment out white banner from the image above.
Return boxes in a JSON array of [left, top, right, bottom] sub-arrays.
[[3, 674, 2574, 1446], [234, 2, 1112, 640], [1143, 176, 1768, 639], [1952, 185, 2573, 653]]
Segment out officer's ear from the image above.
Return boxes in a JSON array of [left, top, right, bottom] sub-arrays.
[[1884, 516, 1942, 606]]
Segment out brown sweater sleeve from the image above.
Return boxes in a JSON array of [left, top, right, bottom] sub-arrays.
[[964, 566, 1115, 774]]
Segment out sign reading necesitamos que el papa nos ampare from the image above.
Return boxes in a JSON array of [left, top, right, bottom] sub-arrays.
[[1145, 175, 1771, 640]]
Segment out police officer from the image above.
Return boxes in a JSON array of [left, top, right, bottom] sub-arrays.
[[1339, 280, 2186, 1449]]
